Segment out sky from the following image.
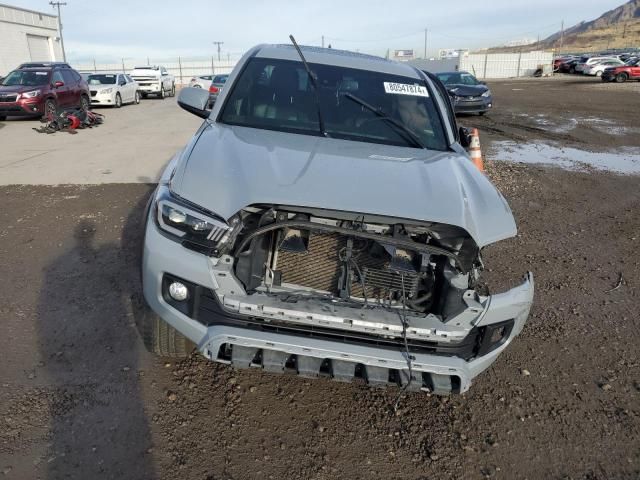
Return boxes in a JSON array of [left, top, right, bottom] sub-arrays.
[[9, 0, 628, 62]]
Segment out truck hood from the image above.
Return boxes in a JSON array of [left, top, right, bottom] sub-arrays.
[[171, 124, 517, 248]]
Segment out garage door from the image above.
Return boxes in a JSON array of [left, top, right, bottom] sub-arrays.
[[26, 34, 52, 62]]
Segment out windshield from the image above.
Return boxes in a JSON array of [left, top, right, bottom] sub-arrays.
[[626, 58, 639, 66], [436, 72, 480, 86], [219, 58, 447, 150], [2, 70, 50, 86], [87, 74, 117, 85]]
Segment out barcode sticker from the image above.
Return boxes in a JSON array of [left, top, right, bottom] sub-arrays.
[[383, 82, 429, 97]]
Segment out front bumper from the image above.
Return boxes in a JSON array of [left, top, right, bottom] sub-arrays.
[[90, 91, 116, 105], [142, 205, 534, 394], [453, 96, 492, 114], [136, 83, 162, 93], [0, 98, 44, 116]]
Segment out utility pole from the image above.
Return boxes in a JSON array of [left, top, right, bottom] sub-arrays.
[[622, 23, 627, 39], [321, 35, 325, 48], [50, 1, 67, 62], [212, 41, 224, 61], [424, 28, 428, 59], [559, 20, 564, 53]]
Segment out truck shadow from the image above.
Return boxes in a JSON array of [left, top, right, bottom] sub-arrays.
[[36, 187, 156, 479]]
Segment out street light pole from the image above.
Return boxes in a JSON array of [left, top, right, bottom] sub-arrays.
[[212, 41, 224, 61], [50, 1, 67, 62]]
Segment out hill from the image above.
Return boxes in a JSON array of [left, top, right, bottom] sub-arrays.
[[483, 0, 640, 53]]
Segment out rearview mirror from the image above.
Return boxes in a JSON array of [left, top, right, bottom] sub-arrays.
[[459, 126, 472, 148], [177, 87, 211, 119]]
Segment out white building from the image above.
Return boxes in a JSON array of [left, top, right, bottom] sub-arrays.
[[0, 3, 64, 76]]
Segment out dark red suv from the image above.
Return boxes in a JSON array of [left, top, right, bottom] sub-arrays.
[[0, 62, 90, 121]]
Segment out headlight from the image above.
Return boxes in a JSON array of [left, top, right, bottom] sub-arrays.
[[481, 90, 491, 98], [20, 90, 40, 99], [101, 88, 113, 94], [155, 187, 242, 255]]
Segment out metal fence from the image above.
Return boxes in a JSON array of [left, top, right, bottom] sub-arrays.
[[72, 51, 555, 84], [460, 51, 554, 79], [72, 57, 239, 85]]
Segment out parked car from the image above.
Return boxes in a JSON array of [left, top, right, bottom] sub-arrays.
[[189, 74, 213, 88], [558, 58, 580, 74], [601, 58, 640, 82], [207, 74, 229, 108], [583, 59, 626, 76], [575, 56, 618, 73], [130, 65, 175, 99], [87, 73, 140, 107], [0, 62, 90, 121], [434, 71, 492, 115], [553, 56, 575, 71], [141, 44, 533, 394]]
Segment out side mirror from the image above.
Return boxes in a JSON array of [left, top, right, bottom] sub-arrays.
[[54, 81, 64, 88], [119, 81, 126, 86], [459, 126, 472, 148], [177, 87, 211, 119]]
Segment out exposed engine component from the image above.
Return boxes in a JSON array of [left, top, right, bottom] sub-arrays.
[[230, 208, 477, 316]]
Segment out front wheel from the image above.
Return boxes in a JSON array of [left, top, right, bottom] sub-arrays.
[[141, 309, 194, 358], [44, 98, 57, 119], [478, 111, 486, 116], [134, 91, 141, 104], [158, 86, 165, 99], [615, 72, 628, 83], [80, 95, 90, 112], [114, 93, 122, 108], [169, 83, 176, 97], [0, 115, 6, 121]]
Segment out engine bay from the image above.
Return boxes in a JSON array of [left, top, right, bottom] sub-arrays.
[[227, 206, 481, 320]]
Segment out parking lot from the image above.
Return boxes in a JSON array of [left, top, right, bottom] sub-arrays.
[[1, 77, 639, 479]]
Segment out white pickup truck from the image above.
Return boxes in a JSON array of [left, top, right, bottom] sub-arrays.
[[130, 65, 175, 99]]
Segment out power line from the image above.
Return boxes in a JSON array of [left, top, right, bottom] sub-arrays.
[[49, 1, 67, 62]]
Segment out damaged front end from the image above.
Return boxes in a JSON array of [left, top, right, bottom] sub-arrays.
[[152, 185, 533, 393]]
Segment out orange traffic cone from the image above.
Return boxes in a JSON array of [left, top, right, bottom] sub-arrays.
[[469, 128, 484, 171]]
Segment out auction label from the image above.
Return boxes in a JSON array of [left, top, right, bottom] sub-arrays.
[[383, 82, 429, 97]]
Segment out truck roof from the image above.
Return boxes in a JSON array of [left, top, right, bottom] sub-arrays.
[[253, 44, 423, 80]]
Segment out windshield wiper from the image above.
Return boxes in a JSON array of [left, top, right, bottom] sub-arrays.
[[289, 34, 328, 138], [343, 92, 426, 149]]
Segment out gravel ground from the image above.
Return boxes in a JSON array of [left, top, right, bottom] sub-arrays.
[[0, 76, 638, 480]]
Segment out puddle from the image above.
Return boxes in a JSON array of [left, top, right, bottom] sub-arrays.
[[491, 141, 640, 174], [515, 114, 638, 136]]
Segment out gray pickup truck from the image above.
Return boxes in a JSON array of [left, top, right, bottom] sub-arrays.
[[140, 43, 533, 395]]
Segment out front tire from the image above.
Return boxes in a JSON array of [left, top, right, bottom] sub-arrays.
[[158, 86, 165, 99], [141, 309, 194, 358], [80, 95, 90, 112], [169, 83, 176, 97], [135, 91, 141, 104], [115, 93, 122, 108], [44, 98, 57, 119], [0, 115, 6, 121], [615, 72, 628, 83]]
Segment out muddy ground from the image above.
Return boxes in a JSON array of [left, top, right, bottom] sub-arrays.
[[0, 77, 639, 479]]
